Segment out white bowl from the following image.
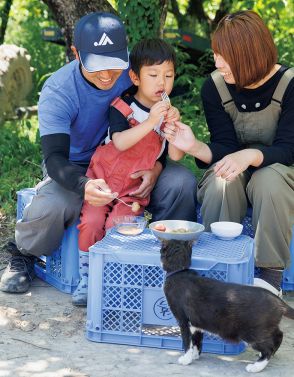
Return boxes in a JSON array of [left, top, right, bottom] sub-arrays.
[[149, 220, 205, 241], [210, 221, 243, 240]]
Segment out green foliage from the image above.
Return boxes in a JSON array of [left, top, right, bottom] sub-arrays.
[[171, 47, 209, 178], [1, 0, 293, 221], [0, 117, 42, 217], [165, 0, 293, 66], [117, 0, 161, 48], [4, 0, 65, 103]]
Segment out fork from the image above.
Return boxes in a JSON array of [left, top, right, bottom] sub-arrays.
[[160, 91, 172, 132], [161, 91, 171, 106], [98, 186, 133, 208]]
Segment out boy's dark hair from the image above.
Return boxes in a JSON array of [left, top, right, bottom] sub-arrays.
[[130, 38, 176, 76]]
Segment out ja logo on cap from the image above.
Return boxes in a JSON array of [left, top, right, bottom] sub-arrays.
[[94, 33, 114, 46]]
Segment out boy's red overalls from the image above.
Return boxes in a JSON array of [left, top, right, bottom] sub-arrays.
[[78, 97, 164, 251]]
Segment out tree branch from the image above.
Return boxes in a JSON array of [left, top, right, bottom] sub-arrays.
[[169, 0, 185, 29], [187, 0, 207, 23], [212, 0, 234, 31], [0, 0, 13, 44]]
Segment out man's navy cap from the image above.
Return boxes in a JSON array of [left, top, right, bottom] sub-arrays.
[[74, 12, 129, 72]]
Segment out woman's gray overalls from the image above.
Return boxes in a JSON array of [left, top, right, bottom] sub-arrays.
[[198, 69, 294, 268]]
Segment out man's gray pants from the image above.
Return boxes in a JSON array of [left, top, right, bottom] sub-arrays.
[[16, 161, 198, 257]]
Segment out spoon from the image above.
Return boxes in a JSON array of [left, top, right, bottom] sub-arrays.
[[98, 187, 140, 212]]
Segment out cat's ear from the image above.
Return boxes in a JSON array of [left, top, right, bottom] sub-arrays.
[[160, 239, 169, 254], [188, 240, 194, 249], [161, 240, 168, 247]]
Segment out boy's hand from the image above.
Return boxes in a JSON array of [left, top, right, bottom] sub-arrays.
[[148, 101, 169, 126], [165, 106, 180, 123]]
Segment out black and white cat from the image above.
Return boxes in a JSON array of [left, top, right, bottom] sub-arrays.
[[160, 240, 294, 373]]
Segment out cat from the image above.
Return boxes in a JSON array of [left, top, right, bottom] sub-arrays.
[[159, 239, 294, 373]]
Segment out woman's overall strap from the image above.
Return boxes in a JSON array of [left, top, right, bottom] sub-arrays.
[[271, 67, 294, 106], [211, 69, 234, 109]]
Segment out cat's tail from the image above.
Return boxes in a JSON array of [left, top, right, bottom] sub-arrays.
[[283, 302, 294, 320]]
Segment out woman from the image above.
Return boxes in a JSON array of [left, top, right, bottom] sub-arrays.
[[164, 10, 294, 296]]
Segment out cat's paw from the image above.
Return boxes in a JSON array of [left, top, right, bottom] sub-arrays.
[[178, 349, 193, 365], [245, 359, 269, 373], [192, 346, 200, 360]]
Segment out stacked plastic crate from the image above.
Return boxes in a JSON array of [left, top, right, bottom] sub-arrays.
[[86, 229, 254, 354], [16, 188, 79, 293], [196, 205, 294, 291]]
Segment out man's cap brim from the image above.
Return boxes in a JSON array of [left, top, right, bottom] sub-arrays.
[[79, 48, 129, 72]]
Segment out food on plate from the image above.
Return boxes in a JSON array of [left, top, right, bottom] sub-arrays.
[[116, 225, 143, 236], [170, 228, 189, 234], [153, 224, 190, 233], [154, 223, 167, 232], [131, 201, 141, 212]]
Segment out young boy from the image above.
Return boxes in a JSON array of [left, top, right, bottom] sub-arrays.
[[73, 38, 184, 305]]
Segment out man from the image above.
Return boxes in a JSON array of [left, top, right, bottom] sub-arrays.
[[0, 12, 197, 295]]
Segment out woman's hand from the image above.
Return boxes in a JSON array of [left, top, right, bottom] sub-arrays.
[[163, 121, 213, 164], [214, 149, 264, 180], [84, 179, 117, 206], [163, 121, 198, 153]]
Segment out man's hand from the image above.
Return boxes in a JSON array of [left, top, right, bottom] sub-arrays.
[[129, 163, 162, 198], [84, 179, 118, 206]]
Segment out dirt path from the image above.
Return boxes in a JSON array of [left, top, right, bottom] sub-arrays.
[[1, 274, 294, 377], [1, 219, 294, 376]]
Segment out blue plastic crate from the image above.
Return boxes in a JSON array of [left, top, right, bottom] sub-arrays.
[[86, 229, 254, 354], [17, 188, 80, 294], [197, 204, 294, 289], [282, 225, 294, 291]]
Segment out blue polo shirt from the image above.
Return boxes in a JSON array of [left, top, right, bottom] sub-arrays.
[[38, 60, 132, 163]]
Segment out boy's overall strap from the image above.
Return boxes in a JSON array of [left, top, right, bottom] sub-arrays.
[[111, 97, 134, 120], [211, 69, 234, 108], [271, 67, 294, 105]]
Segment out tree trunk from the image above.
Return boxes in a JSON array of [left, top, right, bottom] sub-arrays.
[[41, 0, 115, 60], [159, 0, 169, 38], [0, 0, 13, 44]]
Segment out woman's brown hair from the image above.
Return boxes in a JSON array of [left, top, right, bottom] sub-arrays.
[[211, 10, 277, 88]]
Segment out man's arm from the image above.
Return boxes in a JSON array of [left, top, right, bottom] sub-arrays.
[[41, 133, 118, 206], [41, 133, 89, 196]]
